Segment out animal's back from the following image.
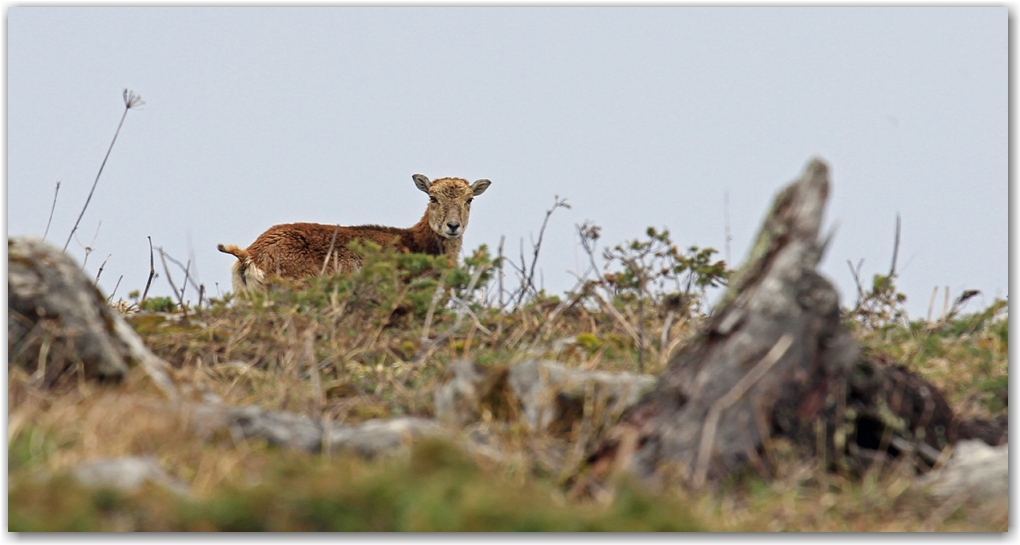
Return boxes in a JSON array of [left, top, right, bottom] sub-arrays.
[[246, 222, 402, 278]]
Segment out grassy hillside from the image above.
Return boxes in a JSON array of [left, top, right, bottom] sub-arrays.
[[8, 235, 1008, 531]]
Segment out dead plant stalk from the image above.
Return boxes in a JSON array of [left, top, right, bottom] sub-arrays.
[[63, 89, 144, 252]]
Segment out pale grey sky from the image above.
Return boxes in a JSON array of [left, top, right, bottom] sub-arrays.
[[7, 7, 1008, 318]]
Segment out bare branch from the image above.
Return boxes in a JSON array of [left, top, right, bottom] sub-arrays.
[[524, 196, 570, 299], [160, 249, 203, 297], [158, 247, 189, 322]]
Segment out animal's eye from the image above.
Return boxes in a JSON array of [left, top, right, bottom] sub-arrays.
[[429, 196, 439, 204], [466, 198, 473, 205]]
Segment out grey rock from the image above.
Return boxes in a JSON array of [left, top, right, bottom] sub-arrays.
[[9, 237, 131, 381], [193, 403, 446, 458], [434, 358, 656, 436], [434, 360, 495, 426], [508, 359, 656, 434], [920, 440, 1008, 502], [72, 456, 189, 495], [8, 237, 177, 399]]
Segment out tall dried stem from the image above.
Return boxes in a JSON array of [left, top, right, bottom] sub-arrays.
[[43, 181, 60, 241], [64, 89, 144, 251]]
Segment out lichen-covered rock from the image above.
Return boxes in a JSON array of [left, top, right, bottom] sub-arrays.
[[8, 237, 176, 398]]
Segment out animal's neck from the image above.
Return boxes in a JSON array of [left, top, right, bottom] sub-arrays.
[[410, 213, 460, 259]]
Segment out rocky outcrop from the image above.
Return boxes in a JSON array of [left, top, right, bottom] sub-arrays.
[[8, 237, 176, 399]]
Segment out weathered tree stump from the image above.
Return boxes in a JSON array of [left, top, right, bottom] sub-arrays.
[[580, 158, 999, 492]]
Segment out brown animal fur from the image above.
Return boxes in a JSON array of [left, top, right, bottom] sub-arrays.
[[218, 175, 491, 293]]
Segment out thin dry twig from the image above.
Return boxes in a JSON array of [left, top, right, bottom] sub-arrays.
[[515, 195, 570, 306], [43, 181, 60, 241], [106, 275, 124, 304], [497, 235, 506, 310], [94, 254, 112, 284], [64, 89, 144, 251], [420, 270, 450, 343], [78, 221, 102, 270], [161, 249, 203, 299], [888, 213, 901, 278], [159, 247, 189, 322], [692, 333, 793, 488], [942, 286, 950, 322], [525, 272, 591, 355], [413, 263, 490, 365], [920, 489, 971, 532], [847, 258, 866, 307], [659, 310, 676, 365], [303, 328, 324, 421], [723, 189, 732, 266], [140, 236, 156, 306], [926, 286, 939, 325], [321, 224, 341, 276], [591, 290, 641, 349]]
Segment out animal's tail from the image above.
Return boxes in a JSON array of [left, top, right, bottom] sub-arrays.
[[218, 243, 262, 293], [217, 243, 249, 260]]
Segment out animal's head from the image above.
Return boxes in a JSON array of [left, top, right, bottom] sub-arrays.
[[413, 174, 491, 239]]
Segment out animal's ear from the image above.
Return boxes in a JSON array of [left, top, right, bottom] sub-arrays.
[[412, 174, 432, 193], [471, 179, 491, 196]]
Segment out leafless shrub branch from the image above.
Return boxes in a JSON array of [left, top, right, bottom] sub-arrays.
[[509, 196, 570, 307], [158, 247, 189, 322], [160, 248, 204, 302]]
